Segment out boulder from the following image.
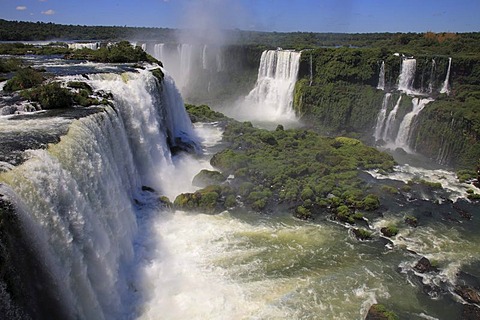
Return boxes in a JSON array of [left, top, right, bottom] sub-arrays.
[[462, 304, 480, 320], [414, 257, 438, 273], [365, 304, 398, 320], [455, 286, 480, 304], [192, 170, 227, 188]]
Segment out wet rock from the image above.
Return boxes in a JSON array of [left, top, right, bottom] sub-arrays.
[[365, 304, 398, 320], [414, 257, 438, 273], [192, 170, 227, 188], [141, 186, 155, 192], [380, 226, 398, 237], [454, 203, 473, 220], [455, 286, 480, 304], [404, 215, 418, 227], [462, 304, 480, 320], [352, 228, 372, 241]]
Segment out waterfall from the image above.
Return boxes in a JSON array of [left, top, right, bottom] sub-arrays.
[[377, 61, 385, 90], [382, 95, 402, 143], [202, 45, 208, 70], [374, 93, 391, 141], [68, 42, 100, 50], [216, 49, 224, 72], [153, 43, 164, 62], [440, 57, 452, 95], [394, 97, 433, 150], [428, 59, 436, 93], [240, 49, 301, 122], [0, 68, 197, 319], [397, 58, 416, 93], [309, 53, 313, 86]]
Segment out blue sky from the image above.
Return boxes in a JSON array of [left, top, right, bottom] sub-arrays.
[[1, 0, 479, 33]]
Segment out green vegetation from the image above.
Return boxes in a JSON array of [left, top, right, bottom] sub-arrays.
[[185, 104, 229, 123], [366, 304, 399, 320], [2, 19, 479, 53], [0, 57, 23, 73], [3, 67, 45, 92], [0, 42, 71, 55], [65, 41, 158, 64], [20, 82, 74, 109], [180, 106, 395, 219], [405, 215, 418, 227], [407, 178, 443, 190], [192, 170, 227, 188], [381, 224, 399, 237], [353, 228, 373, 240]]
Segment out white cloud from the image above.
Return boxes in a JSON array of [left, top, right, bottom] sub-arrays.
[[41, 9, 55, 15], [16, 6, 27, 11]]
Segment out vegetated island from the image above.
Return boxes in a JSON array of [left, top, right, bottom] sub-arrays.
[[176, 105, 395, 225]]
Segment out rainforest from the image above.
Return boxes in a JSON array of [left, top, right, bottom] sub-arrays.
[[0, 16, 480, 320]]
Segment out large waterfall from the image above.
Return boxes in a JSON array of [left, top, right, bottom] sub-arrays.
[[373, 93, 391, 140], [143, 43, 224, 96], [230, 49, 301, 124], [374, 56, 453, 154], [440, 57, 452, 95], [0, 68, 198, 319], [394, 97, 433, 151], [376, 61, 385, 90], [397, 58, 416, 93]]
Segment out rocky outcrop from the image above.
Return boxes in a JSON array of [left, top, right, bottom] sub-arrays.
[[365, 304, 398, 320], [414, 257, 438, 273]]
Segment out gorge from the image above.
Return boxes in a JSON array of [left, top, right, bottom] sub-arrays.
[[0, 31, 480, 320]]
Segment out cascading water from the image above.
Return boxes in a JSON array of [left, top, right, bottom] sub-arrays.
[[440, 57, 452, 95], [373, 93, 391, 141], [397, 58, 416, 94], [68, 42, 100, 50], [153, 43, 164, 62], [232, 49, 301, 124], [377, 61, 385, 90], [394, 97, 433, 150], [202, 45, 208, 70], [428, 58, 436, 93], [381, 95, 402, 143], [0, 67, 198, 319]]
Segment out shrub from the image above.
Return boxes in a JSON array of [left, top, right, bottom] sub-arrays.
[[4, 67, 44, 91], [21, 82, 74, 109]]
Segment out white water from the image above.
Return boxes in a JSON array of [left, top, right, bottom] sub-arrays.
[[0, 68, 198, 319], [428, 59, 436, 93], [367, 164, 480, 202], [398, 58, 416, 94], [68, 42, 100, 50], [440, 58, 452, 95], [230, 49, 301, 125], [382, 95, 402, 143], [377, 61, 385, 90], [395, 98, 433, 151], [145, 43, 225, 96], [374, 93, 391, 141]]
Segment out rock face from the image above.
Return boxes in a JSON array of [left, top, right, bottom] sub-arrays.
[[192, 170, 227, 188], [414, 257, 438, 273], [365, 304, 398, 320], [455, 286, 480, 304], [462, 304, 480, 320]]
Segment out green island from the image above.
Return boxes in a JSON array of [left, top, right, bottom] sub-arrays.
[[176, 105, 395, 223]]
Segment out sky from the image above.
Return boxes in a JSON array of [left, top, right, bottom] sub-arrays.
[[1, 0, 479, 33]]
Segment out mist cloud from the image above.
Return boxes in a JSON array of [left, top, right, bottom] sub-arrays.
[[16, 6, 27, 11], [177, 0, 251, 45]]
